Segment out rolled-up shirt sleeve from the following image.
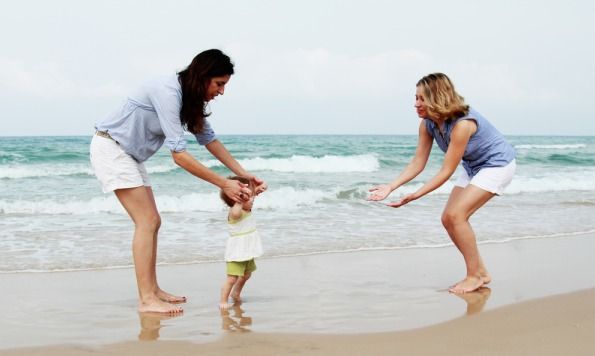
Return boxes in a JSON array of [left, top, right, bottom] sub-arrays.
[[147, 80, 187, 153], [194, 119, 217, 145]]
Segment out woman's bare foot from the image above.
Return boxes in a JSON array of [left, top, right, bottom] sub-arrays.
[[455, 287, 492, 315], [157, 289, 187, 304], [219, 301, 231, 311], [449, 276, 484, 294], [138, 296, 183, 314], [138, 312, 180, 341], [450, 272, 491, 289], [481, 273, 492, 285]]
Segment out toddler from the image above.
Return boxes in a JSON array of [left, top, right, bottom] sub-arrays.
[[219, 176, 263, 310]]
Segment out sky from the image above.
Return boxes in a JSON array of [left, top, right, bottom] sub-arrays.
[[1, 0, 594, 136]]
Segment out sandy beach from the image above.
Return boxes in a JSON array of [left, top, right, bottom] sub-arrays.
[[1, 233, 595, 355]]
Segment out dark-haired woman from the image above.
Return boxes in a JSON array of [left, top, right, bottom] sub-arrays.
[[368, 73, 515, 294], [90, 49, 267, 314]]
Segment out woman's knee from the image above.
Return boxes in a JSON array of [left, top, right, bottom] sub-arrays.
[[441, 210, 465, 228], [136, 213, 161, 232]]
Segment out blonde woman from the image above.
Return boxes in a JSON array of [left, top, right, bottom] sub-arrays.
[[368, 73, 516, 293]]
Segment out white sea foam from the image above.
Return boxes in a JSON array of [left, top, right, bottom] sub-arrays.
[[0, 187, 330, 215], [2, 172, 595, 215], [152, 154, 381, 173], [237, 154, 380, 172], [505, 174, 595, 193], [515, 144, 587, 150], [0, 154, 380, 179], [2, 135, 594, 273], [396, 170, 595, 195], [0, 164, 94, 179]]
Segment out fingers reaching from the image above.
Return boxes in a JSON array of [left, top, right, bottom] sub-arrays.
[[250, 176, 268, 195], [366, 184, 392, 201]]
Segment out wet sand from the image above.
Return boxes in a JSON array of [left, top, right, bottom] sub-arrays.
[[1, 233, 594, 355]]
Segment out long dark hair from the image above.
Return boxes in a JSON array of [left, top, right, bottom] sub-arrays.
[[178, 49, 234, 134]]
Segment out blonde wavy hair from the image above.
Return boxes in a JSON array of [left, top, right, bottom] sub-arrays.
[[416, 73, 469, 120]]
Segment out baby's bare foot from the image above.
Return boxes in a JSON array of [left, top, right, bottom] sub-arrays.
[[157, 289, 187, 304], [449, 276, 484, 294]]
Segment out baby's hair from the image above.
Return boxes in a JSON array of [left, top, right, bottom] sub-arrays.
[[220, 176, 253, 207]]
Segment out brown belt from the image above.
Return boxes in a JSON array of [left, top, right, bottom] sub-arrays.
[[95, 130, 115, 141]]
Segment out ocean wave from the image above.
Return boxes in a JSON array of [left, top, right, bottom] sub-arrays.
[[0, 154, 380, 179], [515, 144, 587, 150], [0, 164, 94, 179], [0, 187, 330, 215], [505, 174, 595, 193], [162, 154, 381, 173], [236, 154, 380, 173], [2, 172, 595, 215]]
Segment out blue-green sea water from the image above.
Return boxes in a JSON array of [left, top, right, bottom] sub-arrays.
[[1, 135, 595, 272]]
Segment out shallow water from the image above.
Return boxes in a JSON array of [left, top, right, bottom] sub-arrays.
[[1, 135, 594, 272]]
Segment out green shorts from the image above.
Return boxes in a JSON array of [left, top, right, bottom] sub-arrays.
[[226, 259, 257, 276]]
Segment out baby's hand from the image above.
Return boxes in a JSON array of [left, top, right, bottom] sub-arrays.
[[244, 174, 267, 195]]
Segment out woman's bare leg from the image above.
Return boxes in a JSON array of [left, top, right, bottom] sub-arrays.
[[144, 188, 186, 304], [114, 186, 182, 314], [442, 185, 495, 293]]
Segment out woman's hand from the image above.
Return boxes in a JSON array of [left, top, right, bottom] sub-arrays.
[[223, 179, 252, 203], [385, 193, 417, 208], [367, 184, 393, 201]]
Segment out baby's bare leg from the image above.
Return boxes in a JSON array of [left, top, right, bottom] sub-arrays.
[[231, 272, 251, 303], [220, 275, 238, 310]]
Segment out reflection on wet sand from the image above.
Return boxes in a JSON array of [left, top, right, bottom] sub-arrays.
[[455, 287, 492, 315], [221, 303, 253, 332], [138, 313, 181, 341]]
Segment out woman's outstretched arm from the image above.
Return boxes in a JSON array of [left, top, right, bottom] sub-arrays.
[[368, 121, 433, 201], [206, 139, 268, 194], [386, 119, 476, 207], [172, 150, 251, 203]]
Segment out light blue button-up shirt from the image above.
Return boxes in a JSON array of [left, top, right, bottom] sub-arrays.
[[95, 74, 217, 162]]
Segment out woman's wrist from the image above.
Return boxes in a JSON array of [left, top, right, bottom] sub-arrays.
[[214, 175, 229, 189]]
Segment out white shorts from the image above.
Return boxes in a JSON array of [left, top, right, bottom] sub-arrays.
[[89, 134, 151, 193], [454, 159, 516, 195]]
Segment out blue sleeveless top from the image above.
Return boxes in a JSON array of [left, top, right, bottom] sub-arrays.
[[424, 108, 515, 177]]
